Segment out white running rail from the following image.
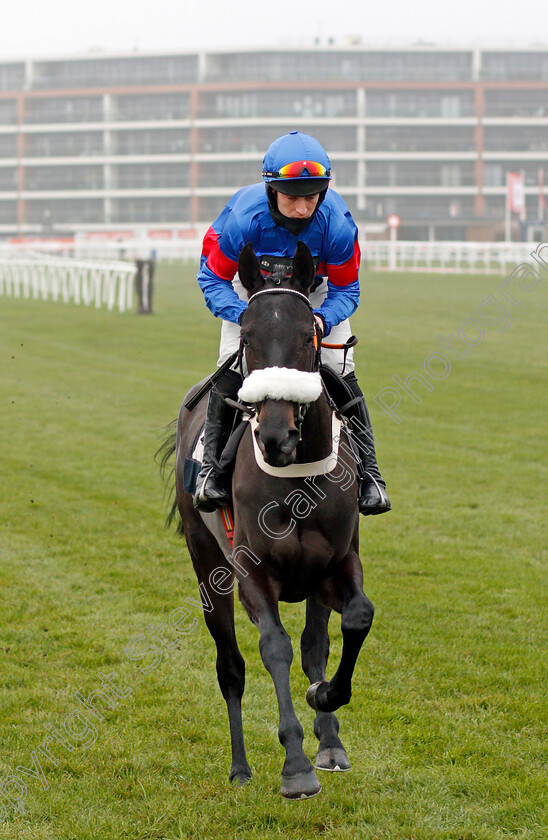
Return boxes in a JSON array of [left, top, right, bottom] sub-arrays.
[[0, 249, 137, 312], [360, 240, 547, 274]]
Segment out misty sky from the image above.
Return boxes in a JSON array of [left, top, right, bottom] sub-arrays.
[[1, 0, 546, 59]]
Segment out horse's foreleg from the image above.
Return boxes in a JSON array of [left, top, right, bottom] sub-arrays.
[[300, 598, 350, 772], [206, 597, 251, 786], [251, 594, 321, 799], [307, 554, 374, 714], [184, 518, 251, 785]]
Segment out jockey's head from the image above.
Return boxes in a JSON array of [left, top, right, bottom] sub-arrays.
[[262, 131, 331, 197], [263, 132, 331, 225]]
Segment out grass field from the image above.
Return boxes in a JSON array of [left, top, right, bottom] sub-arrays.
[[0, 260, 546, 840]]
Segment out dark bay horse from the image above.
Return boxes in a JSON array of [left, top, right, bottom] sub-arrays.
[[164, 242, 374, 799]]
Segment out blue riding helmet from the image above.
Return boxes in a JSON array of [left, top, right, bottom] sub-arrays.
[[262, 131, 332, 196]]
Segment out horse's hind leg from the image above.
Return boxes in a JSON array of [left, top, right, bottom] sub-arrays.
[[184, 513, 252, 785], [301, 598, 350, 772], [307, 553, 374, 715]]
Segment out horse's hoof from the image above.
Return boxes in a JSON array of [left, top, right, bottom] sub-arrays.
[[315, 747, 351, 772], [306, 680, 328, 711], [229, 768, 252, 787], [281, 768, 322, 800]]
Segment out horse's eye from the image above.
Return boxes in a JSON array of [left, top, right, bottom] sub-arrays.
[[241, 336, 249, 347]]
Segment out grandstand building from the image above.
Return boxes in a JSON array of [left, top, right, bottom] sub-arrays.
[[0, 44, 547, 241]]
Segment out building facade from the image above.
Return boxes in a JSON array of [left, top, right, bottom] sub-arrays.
[[0, 44, 547, 241]]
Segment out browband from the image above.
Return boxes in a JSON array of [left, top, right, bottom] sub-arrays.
[[247, 287, 312, 309]]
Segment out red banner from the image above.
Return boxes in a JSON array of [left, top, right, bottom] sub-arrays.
[[85, 231, 135, 241]]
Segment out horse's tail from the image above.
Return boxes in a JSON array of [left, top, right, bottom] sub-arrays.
[[155, 420, 184, 536]]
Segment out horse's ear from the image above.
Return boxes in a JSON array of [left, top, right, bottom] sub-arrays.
[[291, 241, 315, 295], [238, 243, 264, 295]]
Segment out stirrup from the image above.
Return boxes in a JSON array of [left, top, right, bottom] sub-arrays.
[[193, 468, 230, 512], [359, 472, 391, 516]]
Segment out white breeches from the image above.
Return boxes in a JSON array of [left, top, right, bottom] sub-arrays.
[[217, 276, 355, 376]]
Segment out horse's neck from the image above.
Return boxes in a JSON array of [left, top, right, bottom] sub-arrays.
[[297, 395, 334, 463]]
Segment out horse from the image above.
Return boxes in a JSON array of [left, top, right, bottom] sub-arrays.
[[160, 241, 374, 799]]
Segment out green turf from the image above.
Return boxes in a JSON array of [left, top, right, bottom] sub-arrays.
[[0, 260, 546, 840]]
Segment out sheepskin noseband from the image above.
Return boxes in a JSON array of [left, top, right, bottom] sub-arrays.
[[238, 367, 322, 404]]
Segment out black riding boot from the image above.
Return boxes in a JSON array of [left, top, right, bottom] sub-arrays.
[[193, 369, 242, 513], [342, 372, 391, 516]]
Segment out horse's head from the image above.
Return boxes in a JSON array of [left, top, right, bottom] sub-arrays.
[[237, 242, 324, 467]]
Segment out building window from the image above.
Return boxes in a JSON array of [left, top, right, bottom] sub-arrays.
[[0, 168, 16, 190], [0, 100, 17, 125], [24, 198, 104, 224], [32, 55, 199, 89], [484, 126, 548, 152], [24, 165, 104, 190], [112, 163, 189, 188], [23, 132, 104, 157], [0, 63, 25, 91], [24, 97, 103, 124], [366, 90, 473, 117], [482, 51, 548, 81], [441, 164, 461, 186], [0, 135, 17, 158], [113, 93, 190, 122], [112, 129, 189, 155], [0, 200, 17, 222], [111, 197, 190, 223], [484, 89, 548, 117]]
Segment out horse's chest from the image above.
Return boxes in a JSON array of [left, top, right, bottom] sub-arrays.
[[270, 541, 334, 602]]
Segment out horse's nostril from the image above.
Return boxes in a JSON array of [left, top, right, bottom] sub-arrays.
[[255, 425, 299, 466], [279, 430, 300, 454]]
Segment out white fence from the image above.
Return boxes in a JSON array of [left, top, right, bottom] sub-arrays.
[[68, 236, 545, 276], [0, 251, 136, 312], [1, 241, 546, 313], [361, 240, 546, 274]]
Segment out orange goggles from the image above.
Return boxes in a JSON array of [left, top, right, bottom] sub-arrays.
[[263, 160, 330, 179]]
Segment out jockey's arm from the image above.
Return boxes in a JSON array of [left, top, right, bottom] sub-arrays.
[[197, 259, 247, 324], [313, 279, 360, 337], [197, 223, 247, 324], [312, 230, 361, 336]]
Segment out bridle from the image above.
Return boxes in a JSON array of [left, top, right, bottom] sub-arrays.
[[237, 286, 322, 436], [238, 285, 358, 376], [235, 285, 358, 438], [238, 286, 322, 376]]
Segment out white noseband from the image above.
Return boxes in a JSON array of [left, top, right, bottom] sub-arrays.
[[238, 367, 322, 404]]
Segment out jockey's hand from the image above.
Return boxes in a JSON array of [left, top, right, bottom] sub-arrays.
[[314, 314, 325, 336]]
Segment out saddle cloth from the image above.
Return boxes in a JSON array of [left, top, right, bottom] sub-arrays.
[[182, 426, 205, 495]]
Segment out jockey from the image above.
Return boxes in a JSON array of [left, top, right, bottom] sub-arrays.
[[193, 130, 390, 517]]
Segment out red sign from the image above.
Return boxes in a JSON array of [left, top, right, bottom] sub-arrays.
[[9, 236, 74, 245], [148, 230, 173, 240], [387, 214, 401, 229], [85, 231, 134, 241]]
